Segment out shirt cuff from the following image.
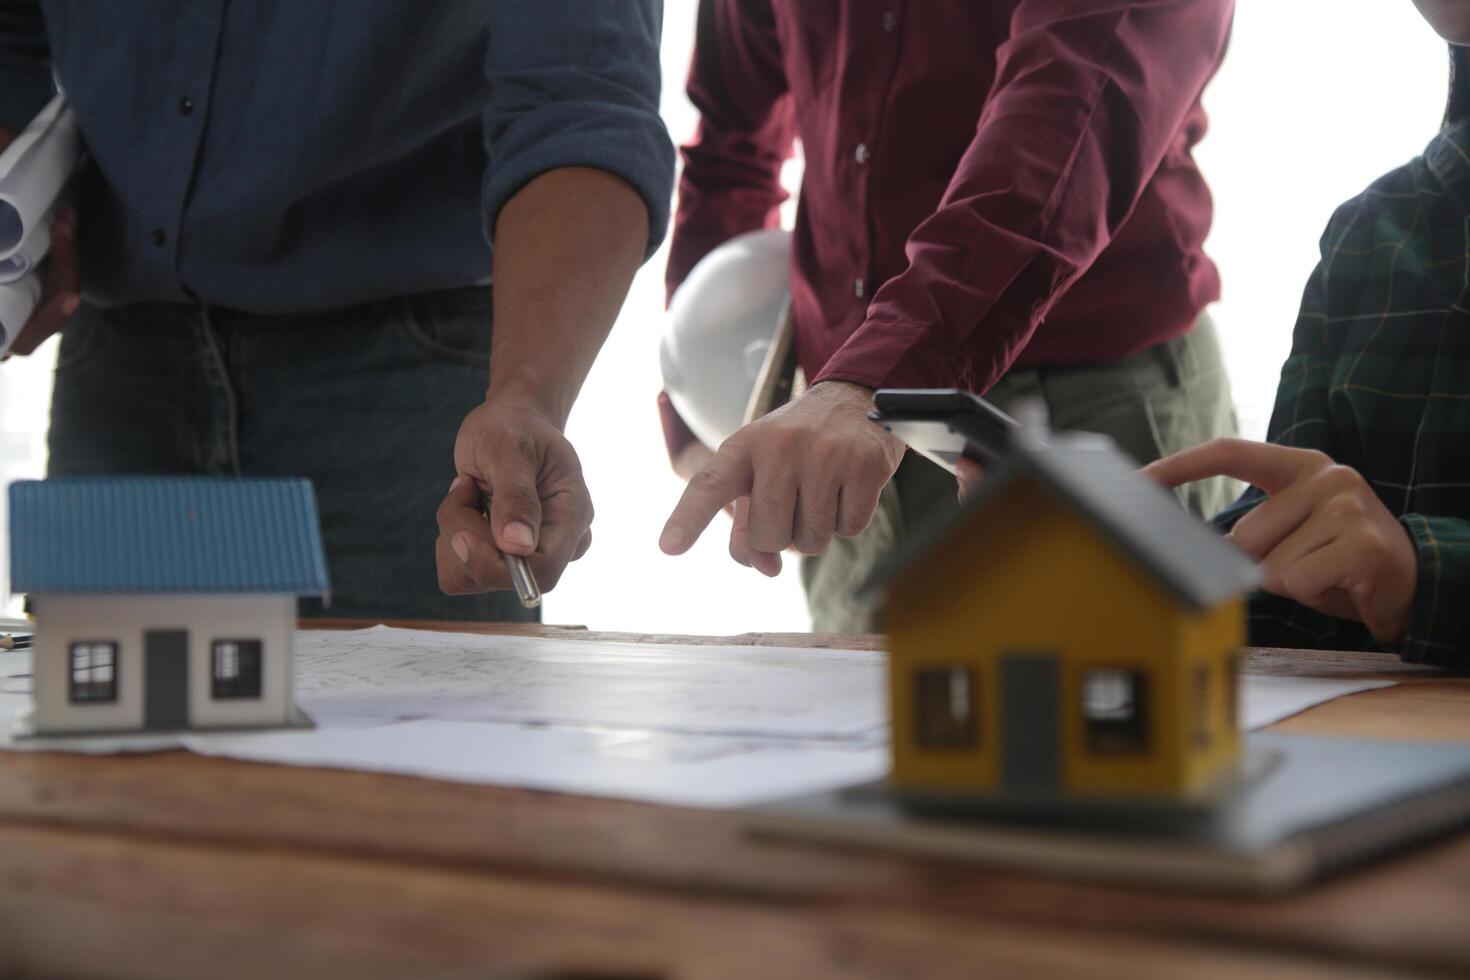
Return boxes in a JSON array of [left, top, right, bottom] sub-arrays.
[[1398, 515, 1470, 668], [0, 68, 54, 134], [482, 102, 675, 262], [657, 390, 699, 464], [810, 317, 968, 391]]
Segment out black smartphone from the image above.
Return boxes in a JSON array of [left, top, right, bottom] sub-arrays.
[[869, 388, 1020, 473]]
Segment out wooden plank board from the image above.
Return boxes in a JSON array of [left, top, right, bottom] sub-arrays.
[[0, 624, 1466, 973], [0, 822, 1409, 980]]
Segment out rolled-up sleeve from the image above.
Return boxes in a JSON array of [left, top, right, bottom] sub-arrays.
[[1399, 516, 1470, 668], [0, 0, 53, 133], [482, 1, 676, 260], [815, 0, 1234, 392]]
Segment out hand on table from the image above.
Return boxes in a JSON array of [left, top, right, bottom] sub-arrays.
[[659, 380, 905, 576], [436, 396, 594, 596], [1144, 438, 1417, 644]]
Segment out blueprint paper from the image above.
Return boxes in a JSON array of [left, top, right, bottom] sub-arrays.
[[0, 95, 81, 356], [0, 270, 40, 349], [0, 627, 1395, 808], [0, 95, 79, 262], [293, 626, 888, 738], [0, 212, 47, 284]]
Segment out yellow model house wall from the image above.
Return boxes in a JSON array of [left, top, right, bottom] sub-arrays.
[[1176, 600, 1245, 794], [883, 478, 1242, 799]]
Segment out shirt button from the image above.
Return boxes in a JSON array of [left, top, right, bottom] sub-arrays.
[[882, 11, 898, 32], [179, 96, 195, 116], [150, 229, 167, 247], [854, 143, 871, 165], [854, 277, 866, 299]]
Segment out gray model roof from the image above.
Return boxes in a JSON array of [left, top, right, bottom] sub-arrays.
[[865, 433, 1261, 610], [9, 477, 331, 597]]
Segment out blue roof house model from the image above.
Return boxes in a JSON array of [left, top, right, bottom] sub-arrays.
[[7, 477, 329, 737]]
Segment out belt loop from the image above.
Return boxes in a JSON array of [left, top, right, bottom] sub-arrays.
[[1154, 334, 1184, 389], [997, 367, 1047, 419]]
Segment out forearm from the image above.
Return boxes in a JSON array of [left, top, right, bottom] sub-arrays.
[[823, 0, 1233, 393], [486, 166, 648, 427]]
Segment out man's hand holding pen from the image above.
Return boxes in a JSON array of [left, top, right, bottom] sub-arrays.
[[435, 396, 592, 603]]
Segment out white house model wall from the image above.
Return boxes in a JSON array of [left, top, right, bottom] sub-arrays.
[[28, 594, 296, 734]]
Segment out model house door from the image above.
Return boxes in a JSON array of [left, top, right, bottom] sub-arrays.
[[1000, 653, 1060, 791], [144, 630, 189, 729]]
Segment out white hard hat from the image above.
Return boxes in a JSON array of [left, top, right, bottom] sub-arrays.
[[661, 228, 791, 450]]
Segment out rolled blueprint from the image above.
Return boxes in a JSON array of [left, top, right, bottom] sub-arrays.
[[0, 209, 47, 284], [0, 270, 42, 352], [0, 96, 78, 261], [0, 95, 81, 356]]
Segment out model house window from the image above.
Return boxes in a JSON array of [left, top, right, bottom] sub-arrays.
[[1192, 665, 1212, 748], [69, 641, 118, 703], [1082, 668, 1148, 754], [212, 640, 262, 699], [914, 665, 977, 749]]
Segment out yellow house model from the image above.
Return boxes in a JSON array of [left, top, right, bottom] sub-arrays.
[[867, 431, 1261, 803]]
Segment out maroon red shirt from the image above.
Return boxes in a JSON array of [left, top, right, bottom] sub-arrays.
[[662, 0, 1232, 456]]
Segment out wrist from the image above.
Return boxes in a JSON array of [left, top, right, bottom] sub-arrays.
[[808, 379, 877, 406], [485, 373, 574, 430], [804, 380, 905, 455]]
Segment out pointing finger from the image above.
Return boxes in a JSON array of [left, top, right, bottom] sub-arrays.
[[1143, 438, 1327, 496], [661, 442, 753, 555]]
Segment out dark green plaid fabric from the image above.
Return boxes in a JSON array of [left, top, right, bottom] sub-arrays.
[[1214, 122, 1470, 667]]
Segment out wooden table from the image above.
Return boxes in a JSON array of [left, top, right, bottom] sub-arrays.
[[1, 623, 1467, 979]]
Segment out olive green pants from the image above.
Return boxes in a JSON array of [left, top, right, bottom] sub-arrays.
[[802, 316, 1239, 634]]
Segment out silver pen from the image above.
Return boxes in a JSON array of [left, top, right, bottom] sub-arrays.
[[480, 489, 542, 609], [502, 550, 542, 609]]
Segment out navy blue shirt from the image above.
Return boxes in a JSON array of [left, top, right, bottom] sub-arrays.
[[0, 1, 674, 312]]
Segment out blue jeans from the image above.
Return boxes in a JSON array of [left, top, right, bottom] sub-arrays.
[[46, 286, 535, 623]]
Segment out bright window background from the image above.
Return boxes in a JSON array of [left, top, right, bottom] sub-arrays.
[[0, 4, 1453, 629]]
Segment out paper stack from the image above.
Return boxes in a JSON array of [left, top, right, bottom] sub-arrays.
[[0, 96, 81, 356]]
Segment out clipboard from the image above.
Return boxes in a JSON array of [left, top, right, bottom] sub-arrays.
[[743, 301, 800, 425]]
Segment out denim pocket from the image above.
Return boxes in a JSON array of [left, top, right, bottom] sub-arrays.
[[398, 289, 492, 370], [53, 303, 104, 372]]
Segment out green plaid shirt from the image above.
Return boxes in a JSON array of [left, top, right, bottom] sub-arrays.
[[1214, 122, 1470, 668]]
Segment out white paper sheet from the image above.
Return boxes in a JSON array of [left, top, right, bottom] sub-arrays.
[[186, 720, 889, 809], [1238, 674, 1394, 730], [0, 627, 1396, 808]]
